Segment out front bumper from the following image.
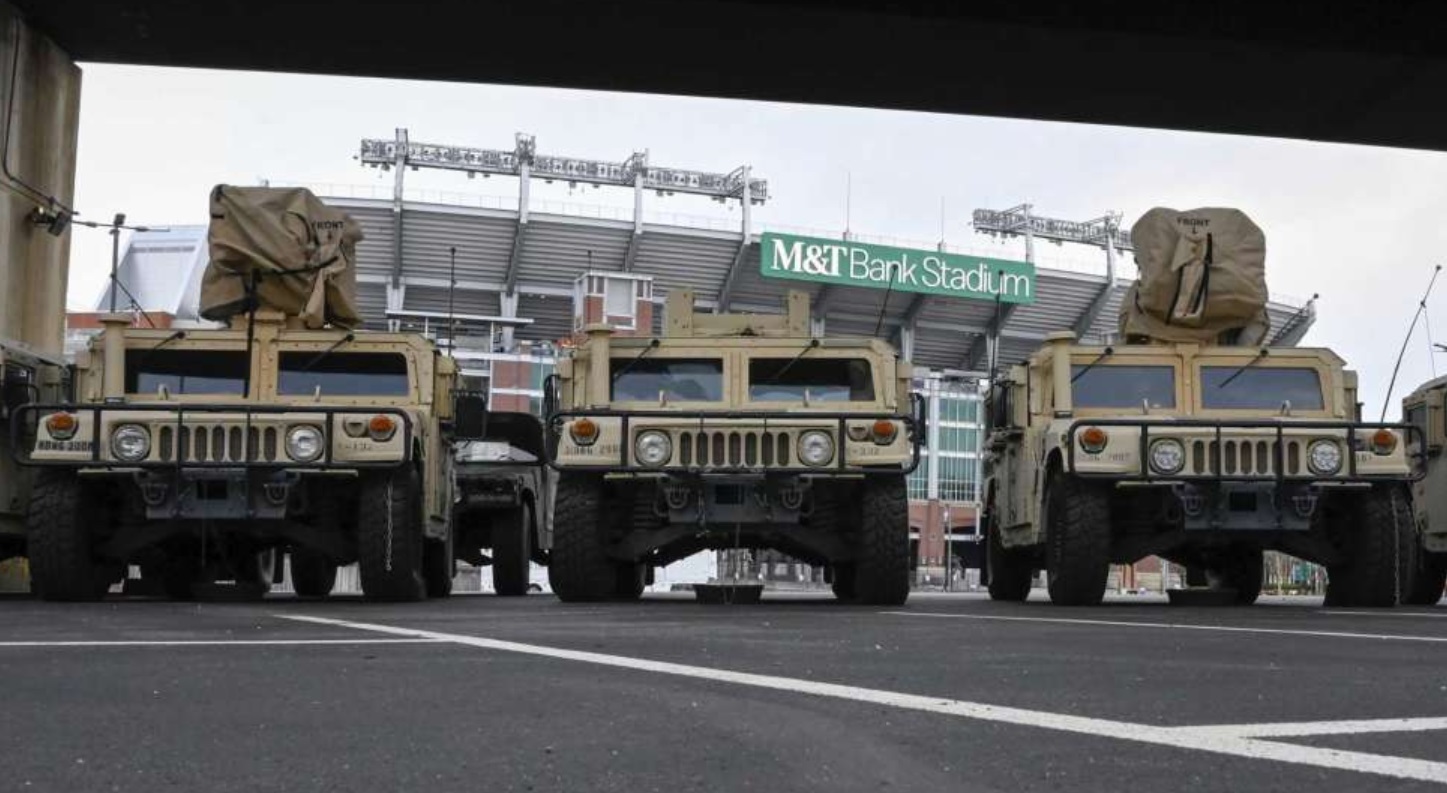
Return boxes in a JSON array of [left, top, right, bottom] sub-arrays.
[[544, 404, 922, 475], [1064, 418, 1423, 484], [12, 403, 413, 470]]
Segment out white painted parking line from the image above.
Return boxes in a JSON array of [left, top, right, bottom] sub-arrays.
[[882, 610, 1447, 643], [0, 638, 443, 647], [1321, 609, 1447, 618], [282, 614, 1447, 784], [1187, 717, 1447, 738]]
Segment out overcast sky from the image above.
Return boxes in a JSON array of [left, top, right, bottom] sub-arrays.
[[65, 64, 1447, 417]]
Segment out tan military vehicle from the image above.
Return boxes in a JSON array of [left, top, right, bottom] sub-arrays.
[[543, 288, 921, 604], [983, 208, 1419, 607], [1400, 377, 1447, 604], [12, 186, 483, 601]]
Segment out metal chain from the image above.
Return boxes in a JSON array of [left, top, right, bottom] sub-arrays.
[[1391, 486, 1402, 606], [384, 476, 395, 572]]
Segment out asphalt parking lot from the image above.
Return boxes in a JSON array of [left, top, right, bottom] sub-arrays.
[[3, 590, 1446, 792]]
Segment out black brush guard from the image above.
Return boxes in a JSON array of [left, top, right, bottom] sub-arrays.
[[1064, 418, 1425, 483], [544, 396, 924, 475], [10, 403, 414, 470]]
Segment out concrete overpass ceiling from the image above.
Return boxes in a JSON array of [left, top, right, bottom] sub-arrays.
[[15, 1, 1447, 151]]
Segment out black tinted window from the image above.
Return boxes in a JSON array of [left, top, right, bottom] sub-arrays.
[[1071, 365, 1176, 409], [278, 352, 410, 396], [611, 358, 723, 401], [749, 358, 875, 402], [127, 350, 247, 395], [1200, 366, 1324, 410]]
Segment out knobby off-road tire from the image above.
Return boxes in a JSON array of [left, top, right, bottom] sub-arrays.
[[549, 473, 617, 602], [853, 474, 910, 606], [357, 469, 427, 602], [491, 501, 533, 597], [1208, 548, 1265, 606], [1044, 470, 1112, 606], [1406, 550, 1447, 606], [614, 562, 646, 601], [28, 470, 112, 602], [1325, 485, 1415, 608], [423, 528, 455, 599], [986, 501, 1033, 602], [290, 550, 338, 598], [830, 564, 857, 601]]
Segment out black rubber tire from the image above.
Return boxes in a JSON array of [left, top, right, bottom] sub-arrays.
[[986, 502, 1033, 602], [1406, 550, 1447, 606], [492, 502, 533, 597], [830, 564, 857, 602], [1043, 470, 1112, 606], [290, 550, 337, 598], [549, 473, 616, 602], [614, 563, 646, 601], [1325, 485, 1415, 608], [27, 470, 110, 602], [853, 475, 910, 606], [357, 469, 427, 602], [1208, 548, 1265, 606], [423, 529, 455, 599]]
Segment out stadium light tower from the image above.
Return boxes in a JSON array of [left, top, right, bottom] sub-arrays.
[[358, 129, 770, 332]]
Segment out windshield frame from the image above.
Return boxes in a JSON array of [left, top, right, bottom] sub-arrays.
[[607, 353, 728, 406], [1067, 356, 1182, 415], [744, 354, 879, 406], [268, 341, 418, 406], [123, 342, 252, 400], [1192, 358, 1332, 415]]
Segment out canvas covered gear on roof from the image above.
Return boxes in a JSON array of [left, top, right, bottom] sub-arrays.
[[1119, 207, 1270, 345], [200, 185, 364, 329]]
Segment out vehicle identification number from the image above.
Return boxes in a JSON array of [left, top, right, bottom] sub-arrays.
[[37, 440, 92, 452]]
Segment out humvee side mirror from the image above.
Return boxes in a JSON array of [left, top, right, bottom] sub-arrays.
[[542, 374, 561, 420], [452, 391, 489, 441]]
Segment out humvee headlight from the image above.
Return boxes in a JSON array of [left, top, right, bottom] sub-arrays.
[[286, 425, 324, 462], [1079, 426, 1109, 454], [110, 424, 151, 462], [1369, 428, 1398, 456], [635, 431, 672, 467], [1308, 439, 1342, 476], [798, 431, 835, 467], [569, 418, 599, 447], [1148, 438, 1185, 475], [45, 412, 78, 440]]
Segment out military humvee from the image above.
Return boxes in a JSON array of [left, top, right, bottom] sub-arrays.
[[453, 411, 553, 596], [11, 185, 482, 602], [13, 311, 478, 602], [1400, 377, 1447, 604], [983, 207, 1419, 607], [543, 288, 921, 604]]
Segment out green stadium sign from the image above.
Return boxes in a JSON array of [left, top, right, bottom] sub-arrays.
[[759, 232, 1035, 305]]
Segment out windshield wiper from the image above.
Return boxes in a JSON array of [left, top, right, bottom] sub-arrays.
[[1217, 348, 1269, 389], [610, 338, 660, 382], [1070, 346, 1114, 383], [132, 330, 186, 370], [768, 338, 821, 384], [297, 333, 355, 373]]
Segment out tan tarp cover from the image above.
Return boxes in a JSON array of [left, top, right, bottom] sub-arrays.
[[200, 185, 363, 329], [1119, 207, 1270, 345]]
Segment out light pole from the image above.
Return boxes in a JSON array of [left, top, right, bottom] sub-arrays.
[[942, 505, 952, 592]]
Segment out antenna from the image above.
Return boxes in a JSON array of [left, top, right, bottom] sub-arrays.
[[1381, 264, 1442, 421], [872, 262, 899, 338], [986, 270, 1006, 380]]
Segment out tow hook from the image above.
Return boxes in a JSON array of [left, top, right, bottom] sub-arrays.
[[263, 480, 291, 506]]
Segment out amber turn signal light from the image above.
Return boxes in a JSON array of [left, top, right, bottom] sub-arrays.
[[1079, 426, 1109, 454], [45, 412, 78, 440]]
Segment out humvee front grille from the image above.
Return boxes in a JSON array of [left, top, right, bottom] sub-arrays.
[[1188, 439, 1305, 477], [157, 425, 281, 464], [677, 430, 793, 468]]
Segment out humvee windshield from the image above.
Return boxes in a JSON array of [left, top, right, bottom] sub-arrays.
[[277, 352, 411, 396], [1200, 366, 1324, 410], [127, 349, 247, 395], [749, 358, 874, 402], [611, 358, 723, 402], [1071, 364, 1176, 409]]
